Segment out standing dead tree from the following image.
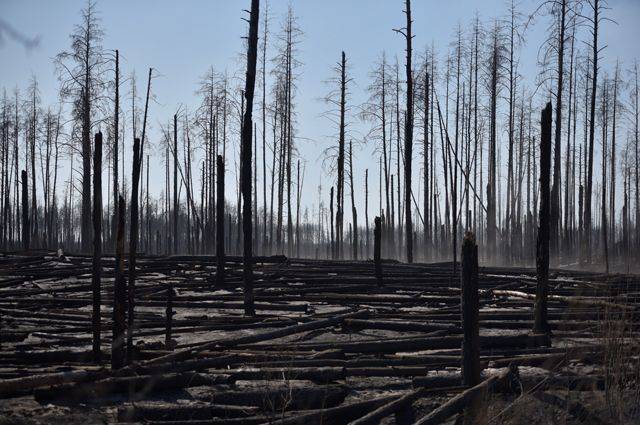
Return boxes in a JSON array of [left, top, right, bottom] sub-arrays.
[[348, 140, 358, 260], [173, 113, 178, 254], [534, 103, 552, 335], [583, 0, 603, 263], [461, 231, 480, 423], [55, 0, 106, 252], [374, 216, 382, 285], [127, 138, 142, 362], [632, 60, 639, 256], [216, 155, 225, 286], [260, 1, 269, 254], [26, 77, 39, 248], [337, 52, 347, 260], [112, 195, 126, 370], [240, 0, 260, 316], [91, 132, 102, 362], [21, 170, 28, 250], [139, 67, 153, 250], [322, 51, 351, 260], [486, 22, 504, 260], [394, 0, 414, 263], [112, 49, 119, 249]]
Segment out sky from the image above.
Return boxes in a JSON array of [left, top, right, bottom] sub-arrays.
[[1, 0, 640, 221]]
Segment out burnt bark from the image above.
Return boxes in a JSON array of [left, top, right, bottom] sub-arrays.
[[374, 216, 382, 286], [91, 132, 102, 362], [461, 231, 480, 389], [216, 155, 225, 286], [21, 170, 29, 251], [126, 138, 142, 363], [240, 0, 260, 316], [534, 103, 552, 335], [112, 195, 126, 370]]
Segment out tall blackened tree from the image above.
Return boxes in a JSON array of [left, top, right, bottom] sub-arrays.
[[240, 0, 260, 316], [486, 22, 504, 259], [322, 52, 350, 260], [55, 0, 106, 252], [583, 0, 604, 263], [394, 0, 414, 263]]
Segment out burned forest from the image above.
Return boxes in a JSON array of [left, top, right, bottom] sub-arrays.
[[0, 0, 639, 423]]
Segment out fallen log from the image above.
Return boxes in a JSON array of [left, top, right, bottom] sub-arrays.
[[141, 309, 368, 366], [117, 402, 260, 422], [489, 289, 636, 311], [224, 366, 344, 383], [190, 384, 349, 411], [241, 333, 549, 354], [414, 365, 521, 425], [0, 368, 110, 398], [34, 372, 231, 402], [342, 318, 457, 333]]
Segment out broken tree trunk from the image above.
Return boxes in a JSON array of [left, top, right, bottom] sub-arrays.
[[461, 232, 480, 392], [92, 132, 102, 362], [112, 196, 126, 370], [216, 154, 225, 286], [374, 216, 382, 286], [165, 285, 174, 350], [534, 103, 552, 335], [21, 170, 28, 251]]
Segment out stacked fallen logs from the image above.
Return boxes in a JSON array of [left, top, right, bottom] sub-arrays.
[[0, 252, 638, 423]]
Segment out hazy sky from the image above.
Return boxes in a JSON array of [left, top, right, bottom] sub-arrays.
[[2, 0, 639, 218]]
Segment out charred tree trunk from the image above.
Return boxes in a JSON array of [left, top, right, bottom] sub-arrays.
[[349, 141, 358, 260], [112, 196, 126, 370], [374, 216, 382, 286], [112, 50, 119, 249], [81, 82, 92, 253], [601, 82, 609, 274], [140, 68, 152, 250], [365, 168, 369, 258], [337, 51, 347, 260], [21, 170, 28, 251], [551, 0, 567, 259], [403, 0, 414, 264], [461, 231, 480, 423], [423, 70, 430, 259], [261, 5, 269, 254], [165, 285, 174, 351], [330, 186, 335, 259], [126, 138, 142, 363], [216, 155, 225, 286], [173, 114, 178, 255], [241, 0, 260, 316], [584, 0, 599, 263], [534, 103, 552, 335], [92, 132, 102, 363], [487, 29, 499, 259]]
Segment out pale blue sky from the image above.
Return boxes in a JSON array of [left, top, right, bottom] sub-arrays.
[[1, 0, 639, 219]]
